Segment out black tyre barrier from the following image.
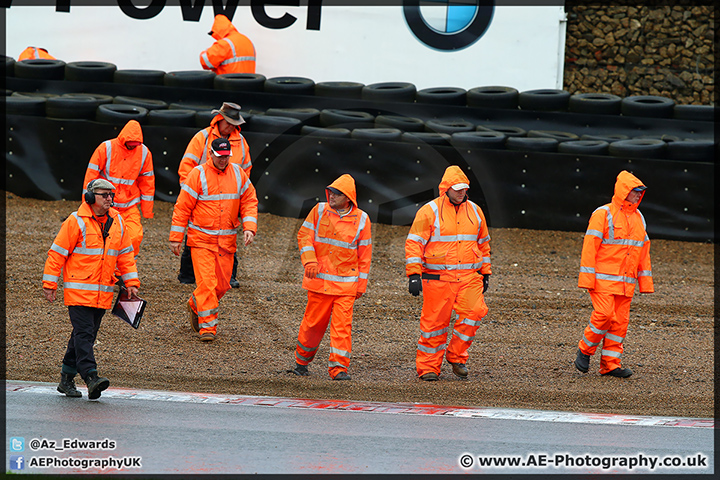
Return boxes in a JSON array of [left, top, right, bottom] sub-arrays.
[[425, 119, 475, 134], [3, 55, 15, 76], [245, 114, 302, 134], [401, 132, 451, 145], [634, 134, 681, 143], [45, 96, 101, 120], [506, 136, 558, 152], [415, 87, 467, 106], [64, 61, 117, 82], [164, 70, 215, 89], [608, 139, 667, 159], [673, 104, 714, 122], [12, 91, 59, 99], [666, 140, 714, 162], [527, 129, 579, 142], [95, 104, 148, 125], [620, 95, 675, 118], [580, 133, 628, 142], [477, 124, 526, 137], [319, 109, 375, 129], [362, 82, 417, 103], [568, 93, 622, 115], [557, 140, 609, 155], [350, 128, 403, 142], [518, 89, 570, 111], [265, 107, 320, 126], [61, 93, 114, 105], [195, 110, 215, 127], [113, 95, 168, 111], [264, 76, 315, 95], [375, 114, 425, 132], [314, 81, 364, 99], [4, 95, 46, 116], [114, 69, 166, 85], [14, 59, 66, 80], [301, 125, 351, 138], [148, 109, 196, 127], [169, 102, 218, 111], [214, 73, 266, 92], [450, 131, 506, 149], [466, 86, 519, 109]]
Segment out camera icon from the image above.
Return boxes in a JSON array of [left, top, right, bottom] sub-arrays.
[[10, 437, 25, 452]]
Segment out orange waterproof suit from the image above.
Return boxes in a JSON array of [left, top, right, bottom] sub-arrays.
[[83, 120, 154, 257], [200, 14, 256, 74], [169, 161, 258, 336], [577, 170, 653, 374], [295, 174, 372, 378], [178, 114, 252, 185], [405, 166, 491, 377], [43, 202, 140, 309], [19, 47, 56, 60]]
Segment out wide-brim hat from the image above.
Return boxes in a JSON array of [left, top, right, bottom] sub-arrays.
[[211, 102, 245, 126]]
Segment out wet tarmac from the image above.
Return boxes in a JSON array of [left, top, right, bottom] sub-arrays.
[[5, 381, 714, 475]]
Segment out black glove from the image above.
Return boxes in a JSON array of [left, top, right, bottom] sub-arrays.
[[482, 273, 490, 293], [408, 274, 422, 296]]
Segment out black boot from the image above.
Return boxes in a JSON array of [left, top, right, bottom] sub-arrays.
[[85, 371, 110, 400], [178, 243, 195, 284], [229, 252, 240, 288], [57, 373, 82, 398]]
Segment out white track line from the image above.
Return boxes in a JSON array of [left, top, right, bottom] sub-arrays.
[[6, 381, 713, 429]]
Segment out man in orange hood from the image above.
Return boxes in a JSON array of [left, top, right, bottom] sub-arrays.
[[574, 170, 654, 378], [18, 46, 56, 60], [292, 174, 372, 380], [200, 14, 256, 74], [405, 166, 492, 381], [83, 120, 155, 259]]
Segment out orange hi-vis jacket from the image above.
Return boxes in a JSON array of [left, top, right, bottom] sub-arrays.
[[178, 115, 252, 185], [579, 170, 654, 297], [298, 174, 372, 296], [170, 160, 258, 253], [405, 166, 491, 282], [83, 120, 155, 219], [19, 47, 56, 60], [200, 14, 256, 74], [43, 202, 140, 309]]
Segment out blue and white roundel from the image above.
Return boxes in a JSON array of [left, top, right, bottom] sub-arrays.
[[404, 0, 495, 51]]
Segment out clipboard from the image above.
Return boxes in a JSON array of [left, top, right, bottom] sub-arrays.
[[111, 286, 147, 329]]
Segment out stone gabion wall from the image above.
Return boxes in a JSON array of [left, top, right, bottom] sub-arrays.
[[563, 3, 715, 105]]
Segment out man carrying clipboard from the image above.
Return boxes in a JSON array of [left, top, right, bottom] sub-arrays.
[[43, 179, 141, 400]]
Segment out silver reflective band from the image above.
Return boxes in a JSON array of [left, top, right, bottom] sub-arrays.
[[328, 361, 347, 369], [406, 233, 427, 245], [330, 347, 351, 358], [317, 272, 358, 282], [588, 323, 608, 335], [43, 274, 59, 282], [452, 329, 475, 342], [579, 266, 595, 274], [300, 246, 315, 254], [188, 222, 238, 236], [121, 272, 139, 281], [460, 318, 482, 327], [406, 257, 422, 265], [605, 333, 624, 343], [581, 336, 600, 347], [417, 343, 446, 354], [199, 319, 219, 328], [63, 282, 114, 293], [113, 198, 141, 209], [50, 243, 69, 257], [601, 349, 622, 359], [420, 327, 448, 339], [198, 306, 219, 317], [596, 273, 637, 284], [297, 340, 318, 353]]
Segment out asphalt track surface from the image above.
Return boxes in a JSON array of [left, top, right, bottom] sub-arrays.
[[5, 381, 714, 475]]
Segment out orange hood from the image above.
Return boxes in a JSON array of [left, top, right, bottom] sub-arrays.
[[117, 120, 144, 148], [612, 170, 646, 212], [325, 174, 357, 208], [210, 14, 237, 40], [438, 165, 470, 197]]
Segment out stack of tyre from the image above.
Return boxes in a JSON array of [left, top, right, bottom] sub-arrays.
[[3, 57, 715, 162]]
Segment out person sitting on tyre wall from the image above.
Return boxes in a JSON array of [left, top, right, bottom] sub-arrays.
[[176, 102, 251, 288], [18, 46, 56, 60], [200, 14, 256, 74], [43, 179, 141, 400], [574, 170, 654, 378]]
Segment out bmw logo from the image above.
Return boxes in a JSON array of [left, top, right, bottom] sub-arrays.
[[403, 0, 495, 51]]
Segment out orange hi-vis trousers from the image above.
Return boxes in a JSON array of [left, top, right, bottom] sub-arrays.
[[188, 246, 233, 336], [295, 291, 354, 379], [578, 291, 632, 374], [118, 205, 143, 257], [416, 274, 488, 376]]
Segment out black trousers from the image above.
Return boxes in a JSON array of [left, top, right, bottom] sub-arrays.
[[179, 241, 238, 282], [62, 306, 105, 380]]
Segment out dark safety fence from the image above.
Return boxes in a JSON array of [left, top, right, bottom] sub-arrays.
[[3, 62, 715, 242]]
